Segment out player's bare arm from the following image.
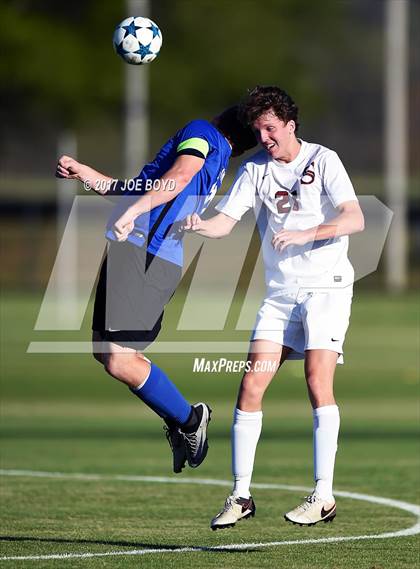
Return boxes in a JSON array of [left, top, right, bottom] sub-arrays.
[[55, 155, 113, 196], [272, 200, 364, 252], [183, 212, 238, 238], [113, 154, 205, 241]]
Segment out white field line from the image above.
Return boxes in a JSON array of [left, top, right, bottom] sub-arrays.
[[0, 469, 419, 562]]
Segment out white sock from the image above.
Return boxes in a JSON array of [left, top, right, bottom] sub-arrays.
[[313, 405, 340, 502], [231, 408, 263, 499], [130, 365, 151, 391], [130, 357, 152, 391]]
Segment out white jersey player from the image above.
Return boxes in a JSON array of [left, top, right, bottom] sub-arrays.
[[183, 85, 365, 529]]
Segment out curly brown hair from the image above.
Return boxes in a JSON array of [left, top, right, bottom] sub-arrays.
[[239, 85, 299, 133], [213, 105, 257, 155]]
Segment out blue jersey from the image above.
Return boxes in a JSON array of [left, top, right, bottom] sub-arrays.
[[106, 120, 231, 266]]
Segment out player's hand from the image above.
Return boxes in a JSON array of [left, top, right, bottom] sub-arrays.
[[272, 229, 312, 252], [182, 213, 203, 232], [113, 210, 136, 242], [55, 155, 86, 180]]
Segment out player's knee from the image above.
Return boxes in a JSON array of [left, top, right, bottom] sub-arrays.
[[104, 354, 128, 380], [306, 372, 323, 393], [240, 374, 266, 403], [306, 372, 333, 404]]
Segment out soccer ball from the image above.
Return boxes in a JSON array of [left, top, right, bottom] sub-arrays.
[[112, 16, 162, 65]]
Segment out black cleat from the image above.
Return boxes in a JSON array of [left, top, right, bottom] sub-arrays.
[[180, 403, 212, 469], [164, 422, 187, 474]]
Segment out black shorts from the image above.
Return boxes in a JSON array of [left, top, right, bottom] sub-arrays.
[[92, 240, 182, 350]]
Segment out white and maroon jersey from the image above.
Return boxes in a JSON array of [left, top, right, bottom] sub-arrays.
[[216, 140, 358, 294]]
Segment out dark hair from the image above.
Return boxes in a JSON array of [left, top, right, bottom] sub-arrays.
[[213, 105, 257, 155], [239, 86, 299, 133]]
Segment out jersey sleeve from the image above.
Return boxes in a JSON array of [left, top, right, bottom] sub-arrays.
[[175, 120, 212, 159], [216, 164, 255, 220], [322, 151, 358, 208]]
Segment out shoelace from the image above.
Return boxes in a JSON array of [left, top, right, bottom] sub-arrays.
[[183, 431, 199, 454], [223, 496, 236, 511], [300, 493, 319, 511]]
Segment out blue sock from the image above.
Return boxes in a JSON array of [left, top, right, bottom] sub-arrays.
[[130, 363, 192, 425]]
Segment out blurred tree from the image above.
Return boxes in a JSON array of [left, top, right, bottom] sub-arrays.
[[151, 0, 345, 143], [0, 0, 124, 129], [3, 0, 412, 174], [0, 0, 346, 137]]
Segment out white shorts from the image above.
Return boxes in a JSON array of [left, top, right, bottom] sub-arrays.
[[251, 288, 353, 364]]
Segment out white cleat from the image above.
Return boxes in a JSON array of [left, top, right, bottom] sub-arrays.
[[211, 495, 256, 530], [284, 492, 336, 526]]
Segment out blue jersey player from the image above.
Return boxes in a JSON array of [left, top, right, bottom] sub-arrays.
[[56, 107, 256, 473]]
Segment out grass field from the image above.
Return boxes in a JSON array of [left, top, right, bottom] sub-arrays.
[[0, 291, 419, 568]]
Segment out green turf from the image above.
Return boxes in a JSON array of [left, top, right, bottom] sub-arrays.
[[0, 291, 419, 568]]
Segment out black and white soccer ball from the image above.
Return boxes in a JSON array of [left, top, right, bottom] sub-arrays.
[[112, 16, 162, 65]]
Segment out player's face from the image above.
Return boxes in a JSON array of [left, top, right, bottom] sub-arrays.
[[252, 111, 296, 161]]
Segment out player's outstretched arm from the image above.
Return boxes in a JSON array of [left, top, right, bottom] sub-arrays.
[[113, 154, 205, 241], [183, 212, 237, 238], [55, 155, 114, 196], [272, 200, 364, 252], [314, 199, 365, 239]]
